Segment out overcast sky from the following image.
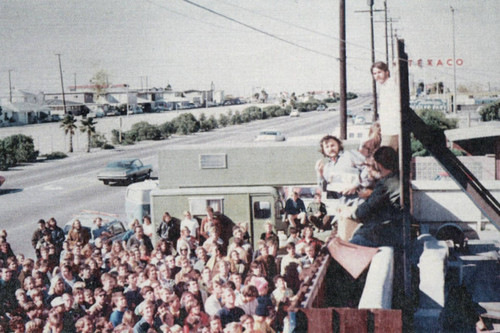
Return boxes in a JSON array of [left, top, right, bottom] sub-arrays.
[[1, 0, 499, 98]]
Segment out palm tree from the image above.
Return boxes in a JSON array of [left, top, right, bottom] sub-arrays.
[[60, 114, 77, 153], [80, 117, 97, 153]]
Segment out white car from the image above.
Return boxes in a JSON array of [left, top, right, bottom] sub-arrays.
[[289, 110, 300, 117], [255, 130, 286, 142]]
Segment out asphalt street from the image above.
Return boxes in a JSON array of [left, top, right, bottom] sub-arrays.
[[1, 97, 371, 257]]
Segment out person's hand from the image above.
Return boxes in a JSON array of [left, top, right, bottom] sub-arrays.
[[357, 188, 373, 199], [341, 185, 358, 196], [315, 159, 324, 177]]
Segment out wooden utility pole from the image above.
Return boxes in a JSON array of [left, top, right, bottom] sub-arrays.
[[8, 70, 13, 103], [56, 54, 67, 115], [339, 0, 347, 140]]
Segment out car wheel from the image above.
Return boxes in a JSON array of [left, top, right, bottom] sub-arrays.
[[146, 171, 151, 179], [103, 180, 109, 185]]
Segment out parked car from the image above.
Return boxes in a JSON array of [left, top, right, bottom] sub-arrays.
[[63, 211, 128, 245], [98, 159, 153, 185], [362, 104, 373, 112], [316, 104, 327, 111], [50, 114, 61, 122], [127, 105, 143, 115], [87, 109, 105, 118], [255, 130, 286, 142], [354, 115, 367, 125], [289, 110, 300, 117]]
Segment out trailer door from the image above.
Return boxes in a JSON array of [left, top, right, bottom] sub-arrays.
[[250, 195, 274, 248]]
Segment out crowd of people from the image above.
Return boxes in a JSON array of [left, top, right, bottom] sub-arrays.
[[0, 205, 329, 333], [0, 61, 404, 333]]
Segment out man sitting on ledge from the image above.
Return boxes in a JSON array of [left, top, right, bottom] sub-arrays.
[[336, 146, 402, 248]]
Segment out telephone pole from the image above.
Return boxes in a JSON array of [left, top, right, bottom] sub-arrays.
[[451, 6, 458, 114], [339, 0, 347, 140], [56, 54, 67, 115], [8, 70, 13, 103], [356, 1, 383, 122]]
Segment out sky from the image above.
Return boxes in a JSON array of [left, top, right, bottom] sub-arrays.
[[1, 0, 499, 99]]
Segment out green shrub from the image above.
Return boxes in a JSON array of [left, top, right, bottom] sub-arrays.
[[230, 111, 243, 125], [242, 106, 263, 121], [412, 108, 459, 157], [199, 113, 218, 132], [207, 115, 218, 130], [0, 134, 39, 170], [102, 143, 115, 150], [129, 122, 162, 141], [323, 97, 338, 103], [172, 113, 200, 135], [42, 152, 68, 160], [218, 113, 230, 127], [263, 105, 284, 117], [479, 101, 500, 121], [159, 121, 175, 138], [90, 132, 108, 148]]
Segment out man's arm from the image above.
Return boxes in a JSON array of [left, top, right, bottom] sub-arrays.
[[352, 182, 388, 222]]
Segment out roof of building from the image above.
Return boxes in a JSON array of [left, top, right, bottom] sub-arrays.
[[445, 122, 500, 142]]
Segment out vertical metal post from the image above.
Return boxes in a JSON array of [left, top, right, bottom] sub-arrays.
[[397, 39, 412, 299], [451, 7, 457, 114], [339, 0, 347, 140]]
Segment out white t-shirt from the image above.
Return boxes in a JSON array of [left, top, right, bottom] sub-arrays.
[[378, 76, 401, 136], [181, 218, 199, 237]]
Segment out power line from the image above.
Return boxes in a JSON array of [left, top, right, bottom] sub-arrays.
[[182, 0, 340, 61]]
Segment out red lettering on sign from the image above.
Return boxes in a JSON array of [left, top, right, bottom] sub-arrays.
[[436, 59, 443, 66], [456, 59, 463, 66], [447, 59, 453, 66], [417, 59, 423, 67], [427, 59, 433, 66]]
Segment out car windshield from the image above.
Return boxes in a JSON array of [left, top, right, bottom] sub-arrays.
[[107, 161, 132, 168]]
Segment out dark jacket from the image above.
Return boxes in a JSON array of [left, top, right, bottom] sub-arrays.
[[351, 171, 402, 247]]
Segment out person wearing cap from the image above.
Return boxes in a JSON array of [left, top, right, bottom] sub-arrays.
[[216, 288, 245, 328]]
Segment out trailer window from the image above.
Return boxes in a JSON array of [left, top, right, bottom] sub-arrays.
[[253, 201, 271, 219], [189, 197, 224, 216]]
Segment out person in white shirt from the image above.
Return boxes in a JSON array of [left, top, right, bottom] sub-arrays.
[[180, 211, 199, 240], [372, 61, 400, 151]]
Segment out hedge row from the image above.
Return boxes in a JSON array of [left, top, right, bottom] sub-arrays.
[[111, 105, 291, 145]]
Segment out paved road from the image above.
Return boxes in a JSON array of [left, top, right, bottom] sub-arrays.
[[1, 97, 371, 257]]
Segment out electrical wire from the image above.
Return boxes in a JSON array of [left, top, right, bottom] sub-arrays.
[[182, 0, 340, 61]]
